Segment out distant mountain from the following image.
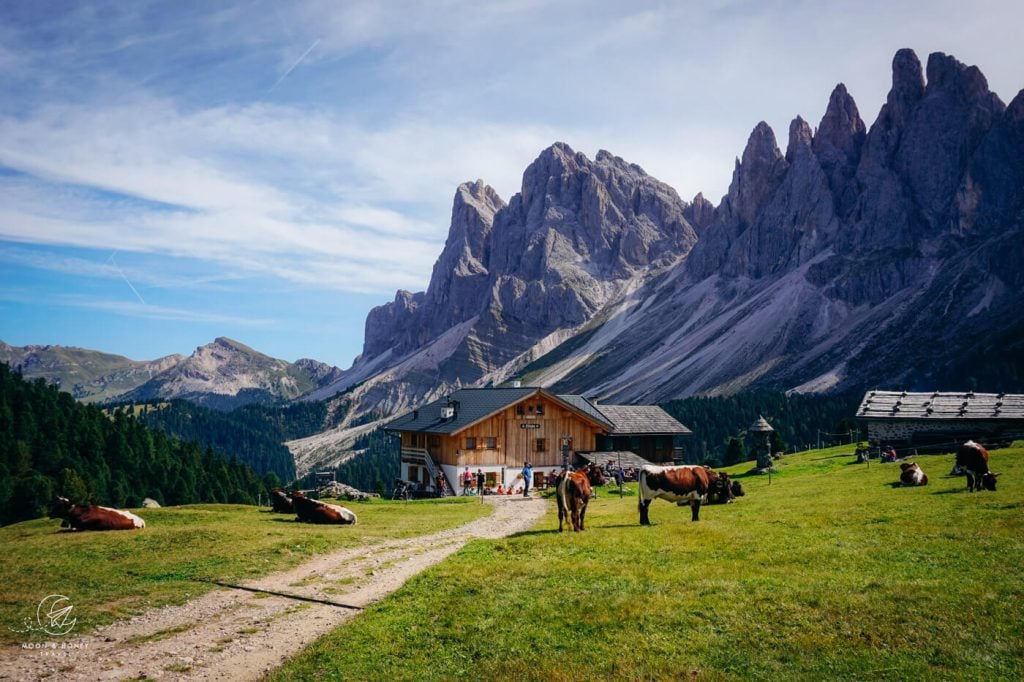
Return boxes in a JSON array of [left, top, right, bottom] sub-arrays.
[[0, 340, 182, 403], [2, 337, 342, 410], [313, 48, 1024, 428], [122, 337, 343, 410]]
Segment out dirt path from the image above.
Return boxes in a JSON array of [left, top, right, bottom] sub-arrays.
[[1, 497, 547, 681]]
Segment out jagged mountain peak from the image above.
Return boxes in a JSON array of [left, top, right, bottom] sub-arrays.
[[890, 48, 926, 111], [210, 336, 262, 355], [785, 116, 814, 162]]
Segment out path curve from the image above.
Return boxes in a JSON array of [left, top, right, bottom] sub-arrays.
[[0, 497, 547, 681]]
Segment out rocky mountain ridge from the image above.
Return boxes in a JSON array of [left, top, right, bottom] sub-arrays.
[[315, 48, 1024, 426], [2, 337, 342, 410]]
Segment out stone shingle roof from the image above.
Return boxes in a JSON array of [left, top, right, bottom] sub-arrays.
[[855, 390, 1024, 420], [593, 404, 693, 435], [576, 451, 656, 469], [383, 387, 539, 434], [384, 389, 694, 436]]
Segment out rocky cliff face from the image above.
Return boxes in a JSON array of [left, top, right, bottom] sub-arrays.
[[321, 48, 1023, 426]]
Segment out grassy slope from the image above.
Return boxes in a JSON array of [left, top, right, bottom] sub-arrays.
[[0, 498, 488, 644], [274, 445, 1024, 681]]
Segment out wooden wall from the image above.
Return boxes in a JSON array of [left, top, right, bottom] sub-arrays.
[[403, 393, 604, 468]]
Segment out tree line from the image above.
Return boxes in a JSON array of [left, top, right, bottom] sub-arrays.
[[661, 391, 862, 466], [0, 363, 269, 525]]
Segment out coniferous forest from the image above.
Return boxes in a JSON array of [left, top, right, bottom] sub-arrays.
[[661, 391, 863, 465], [0, 363, 265, 525]]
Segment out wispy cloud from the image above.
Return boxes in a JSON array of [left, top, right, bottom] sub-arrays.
[[267, 38, 320, 93], [0, 288, 274, 325]]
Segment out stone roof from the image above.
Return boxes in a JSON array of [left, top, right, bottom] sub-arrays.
[[593, 404, 693, 435], [748, 415, 774, 432], [576, 450, 656, 469], [384, 389, 694, 436], [855, 390, 1024, 420], [383, 388, 613, 434]]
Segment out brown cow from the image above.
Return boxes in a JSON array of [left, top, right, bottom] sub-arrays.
[[955, 441, 998, 492], [50, 497, 145, 531], [291, 492, 357, 525], [638, 465, 727, 524], [270, 488, 294, 513], [898, 462, 928, 486], [555, 464, 606, 532], [706, 471, 739, 504]]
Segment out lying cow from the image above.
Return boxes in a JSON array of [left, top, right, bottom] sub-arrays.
[[898, 462, 928, 487], [291, 492, 357, 525], [638, 465, 728, 524], [270, 488, 294, 513], [555, 464, 606, 532], [50, 496, 145, 531], [956, 441, 998, 492]]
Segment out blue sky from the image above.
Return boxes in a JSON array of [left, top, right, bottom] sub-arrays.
[[1, 0, 1021, 368]]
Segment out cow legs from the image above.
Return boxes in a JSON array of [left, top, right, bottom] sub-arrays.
[[578, 500, 588, 531], [966, 471, 976, 492], [691, 499, 702, 522], [557, 496, 566, 532], [570, 502, 581, 532], [638, 498, 651, 525]]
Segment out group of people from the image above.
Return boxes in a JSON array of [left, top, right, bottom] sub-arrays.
[[459, 462, 537, 497], [601, 460, 637, 485]]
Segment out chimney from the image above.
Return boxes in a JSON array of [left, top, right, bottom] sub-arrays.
[[510, 379, 522, 388]]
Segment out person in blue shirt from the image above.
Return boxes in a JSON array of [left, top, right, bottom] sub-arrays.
[[521, 462, 534, 497]]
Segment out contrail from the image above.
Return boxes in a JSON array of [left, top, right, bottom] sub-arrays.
[[106, 252, 146, 305], [268, 38, 321, 93]]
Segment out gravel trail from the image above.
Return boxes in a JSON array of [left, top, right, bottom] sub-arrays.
[[0, 496, 547, 681]]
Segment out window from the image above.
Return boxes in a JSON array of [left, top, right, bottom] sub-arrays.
[[516, 404, 525, 416], [485, 472, 498, 487], [484, 437, 496, 449], [630, 436, 641, 451], [465, 437, 476, 449], [535, 438, 547, 452], [536, 403, 544, 415]]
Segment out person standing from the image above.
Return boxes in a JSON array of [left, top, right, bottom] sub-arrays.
[[521, 461, 533, 497], [476, 468, 485, 496]]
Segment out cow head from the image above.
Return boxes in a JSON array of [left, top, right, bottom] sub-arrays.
[[49, 496, 74, 519], [982, 472, 999, 491], [582, 463, 606, 487], [730, 480, 745, 497], [707, 471, 736, 504]]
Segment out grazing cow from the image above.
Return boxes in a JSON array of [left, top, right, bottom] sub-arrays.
[[898, 462, 928, 487], [555, 464, 606, 533], [638, 465, 728, 524], [270, 488, 294, 513], [291, 492, 357, 525], [50, 496, 145, 531], [955, 441, 998, 492], [706, 471, 738, 505]]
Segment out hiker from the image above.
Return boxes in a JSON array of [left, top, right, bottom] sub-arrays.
[[462, 466, 473, 494], [614, 465, 625, 487], [476, 469, 485, 496], [522, 462, 533, 497]]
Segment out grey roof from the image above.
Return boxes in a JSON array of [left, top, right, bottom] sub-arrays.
[[593, 404, 693, 435], [748, 415, 774, 432], [557, 394, 614, 429], [855, 390, 1024, 420], [384, 387, 539, 434], [576, 451, 657, 469]]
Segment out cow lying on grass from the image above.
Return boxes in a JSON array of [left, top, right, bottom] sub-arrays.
[[707, 473, 742, 504], [291, 492, 357, 525], [955, 441, 999, 492], [50, 496, 145, 531], [638, 465, 731, 524], [270, 488, 294, 513], [898, 462, 928, 486], [555, 464, 606, 532]]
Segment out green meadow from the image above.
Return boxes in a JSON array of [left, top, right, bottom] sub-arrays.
[[0, 498, 488, 643], [274, 445, 1024, 681]]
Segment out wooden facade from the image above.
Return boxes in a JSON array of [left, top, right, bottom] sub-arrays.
[[399, 392, 604, 469]]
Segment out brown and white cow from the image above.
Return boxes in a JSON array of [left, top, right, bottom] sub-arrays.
[[638, 465, 728, 524], [270, 488, 294, 513], [898, 462, 928, 486], [955, 441, 998, 492], [50, 497, 146, 531], [555, 464, 606, 532], [291, 492, 357, 525]]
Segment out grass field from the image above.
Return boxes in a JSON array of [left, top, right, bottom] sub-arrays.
[[0, 497, 489, 644], [273, 445, 1024, 681]]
